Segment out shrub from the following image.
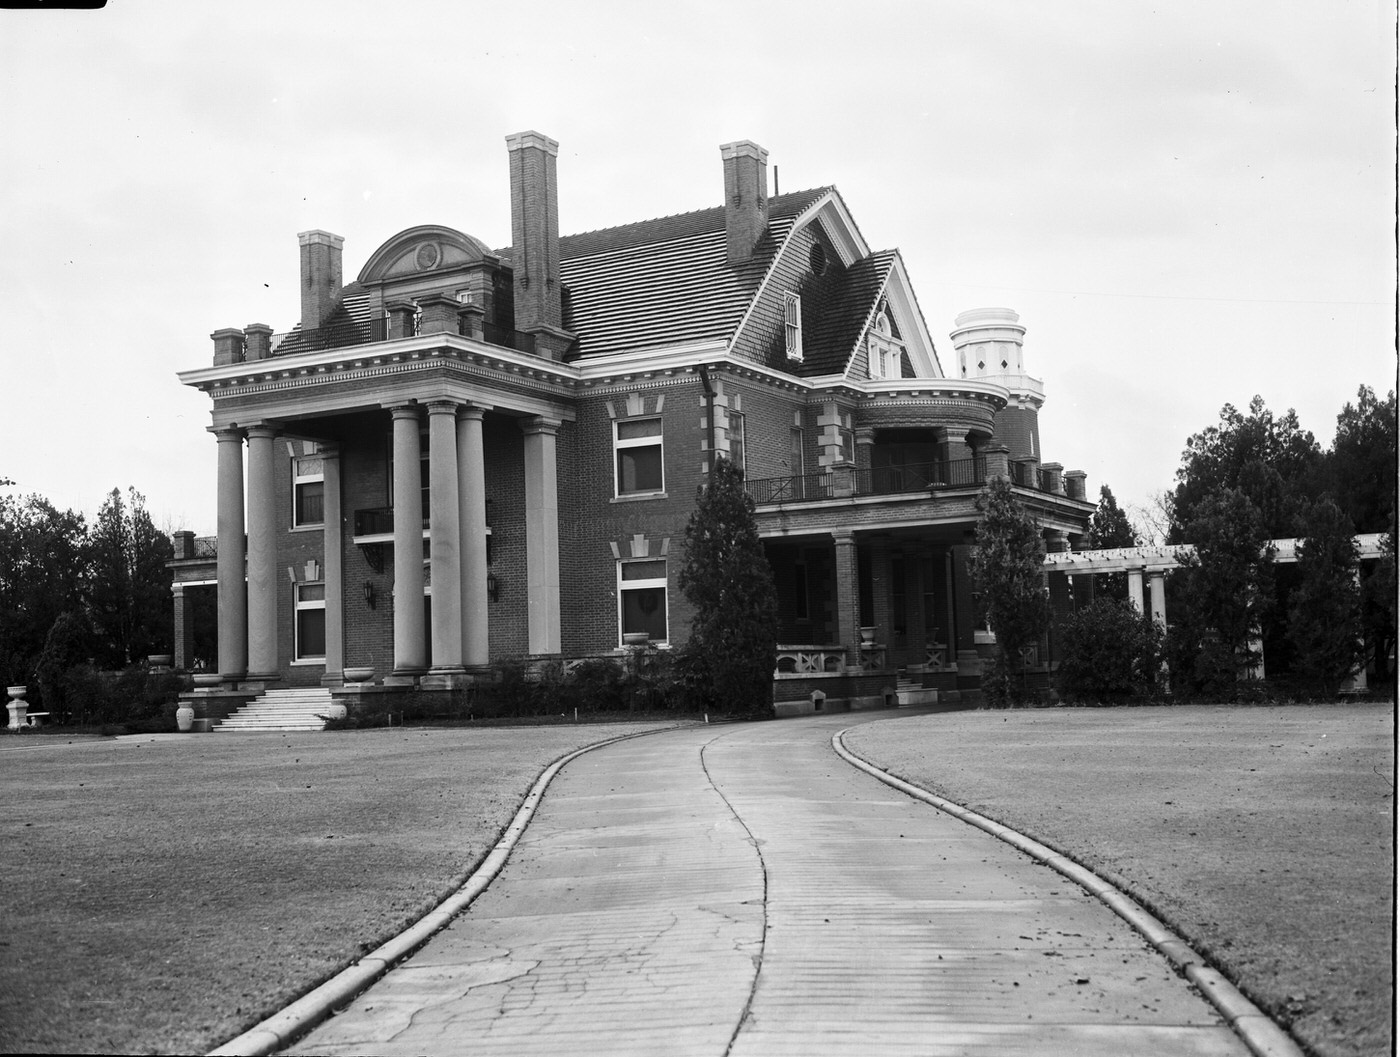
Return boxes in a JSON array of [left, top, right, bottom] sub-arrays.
[[1056, 599, 1164, 704]]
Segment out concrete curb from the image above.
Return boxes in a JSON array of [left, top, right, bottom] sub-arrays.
[[831, 728, 1306, 1057], [207, 725, 685, 1057]]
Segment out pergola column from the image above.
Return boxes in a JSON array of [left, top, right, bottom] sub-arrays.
[[427, 401, 464, 673], [458, 406, 490, 666], [1127, 567, 1146, 615], [245, 424, 280, 680], [321, 445, 344, 685], [1148, 570, 1167, 626], [522, 417, 562, 655], [390, 405, 427, 676], [832, 530, 861, 660], [213, 427, 247, 681]]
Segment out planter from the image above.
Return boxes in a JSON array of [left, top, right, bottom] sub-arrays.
[[859, 627, 877, 645], [148, 654, 173, 668], [343, 666, 375, 684], [176, 704, 195, 733], [6, 686, 28, 731], [324, 703, 348, 722], [192, 673, 222, 688]]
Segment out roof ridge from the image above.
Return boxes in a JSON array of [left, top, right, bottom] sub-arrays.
[[560, 186, 832, 243]]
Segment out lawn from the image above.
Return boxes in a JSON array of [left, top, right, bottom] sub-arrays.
[[0, 722, 677, 1055], [844, 703, 1395, 1057]]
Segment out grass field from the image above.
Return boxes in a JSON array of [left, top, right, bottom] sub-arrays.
[[0, 722, 676, 1055], [845, 703, 1395, 1057], [2, 705, 1391, 1056]]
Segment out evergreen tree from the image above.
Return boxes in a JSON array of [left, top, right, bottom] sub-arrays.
[[1170, 395, 1321, 542], [88, 488, 173, 668], [970, 476, 1049, 704], [1166, 488, 1274, 696], [676, 458, 778, 714], [1328, 385, 1397, 535], [1087, 484, 1138, 599], [1288, 497, 1365, 696]]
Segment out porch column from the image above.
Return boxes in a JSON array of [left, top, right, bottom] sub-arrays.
[[1148, 570, 1166, 626], [390, 405, 427, 675], [427, 400, 464, 673], [458, 406, 490, 666], [213, 427, 247, 680], [1341, 568, 1369, 692], [321, 445, 344, 685], [245, 424, 279, 680], [171, 583, 192, 671], [1127, 567, 1145, 615], [832, 530, 861, 660], [522, 417, 562, 655]]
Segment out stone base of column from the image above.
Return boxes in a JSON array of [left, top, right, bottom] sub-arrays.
[[420, 670, 471, 691], [239, 676, 280, 692], [384, 670, 425, 688]]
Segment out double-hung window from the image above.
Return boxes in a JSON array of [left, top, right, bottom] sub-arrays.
[[727, 411, 746, 474], [294, 582, 326, 661], [292, 454, 325, 528], [614, 417, 664, 497], [618, 559, 668, 644], [784, 293, 803, 361]]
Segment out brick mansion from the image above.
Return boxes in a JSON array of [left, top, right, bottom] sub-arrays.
[[170, 132, 1096, 718]]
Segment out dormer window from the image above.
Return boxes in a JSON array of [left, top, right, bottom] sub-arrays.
[[868, 307, 904, 379], [784, 293, 803, 362]]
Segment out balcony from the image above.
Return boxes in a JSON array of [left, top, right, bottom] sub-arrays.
[[746, 458, 985, 505], [263, 315, 539, 360], [746, 457, 1079, 507]]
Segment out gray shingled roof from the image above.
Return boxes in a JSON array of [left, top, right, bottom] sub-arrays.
[[539, 189, 829, 359], [798, 250, 898, 377]]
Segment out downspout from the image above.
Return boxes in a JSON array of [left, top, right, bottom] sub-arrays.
[[698, 364, 716, 479]]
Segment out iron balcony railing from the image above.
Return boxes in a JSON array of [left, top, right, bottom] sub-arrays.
[[745, 458, 986, 505], [353, 507, 432, 537]]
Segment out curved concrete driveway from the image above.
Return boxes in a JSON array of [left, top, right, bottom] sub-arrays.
[[288, 712, 1251, 1056]]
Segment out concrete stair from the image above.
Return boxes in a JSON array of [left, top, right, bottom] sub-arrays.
[[215, 687, 334, 732], [896, 672, 939, 707]]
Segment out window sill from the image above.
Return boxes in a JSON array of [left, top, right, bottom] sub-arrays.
[[611, 492, 668, 504], [291, 523, 324, 533], [291, 658, 326, 667]]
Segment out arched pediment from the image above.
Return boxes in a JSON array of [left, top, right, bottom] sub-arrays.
[[357, 225, 496, 284]]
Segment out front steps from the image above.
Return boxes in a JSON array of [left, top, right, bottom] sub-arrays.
[[215, 687, 334, 732], [896, 673, 939, 707]]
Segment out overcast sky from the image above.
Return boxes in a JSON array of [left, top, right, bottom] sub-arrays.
[[2, 0, 1395, 538]]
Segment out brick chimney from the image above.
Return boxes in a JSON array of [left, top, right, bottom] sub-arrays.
[[298, 230, 344, 333], [721, 140, 769, 264], [507, 131, 563, 335]]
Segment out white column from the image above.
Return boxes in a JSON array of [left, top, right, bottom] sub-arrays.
[[427, 400, 464, 673], [390, 405, 426, 675], [458, 406, 490, 666], [245, 424, 279, 679], [1341, 568, 1369, 692], [522, 417, 562, 655], [1148, 571, 1166, 625], [1127, 567, 1145, 615], [213, 427, 247, 681], [321, 445, 344, 684]]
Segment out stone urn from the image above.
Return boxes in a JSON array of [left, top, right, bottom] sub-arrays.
[[343, 666, 375, 685], [148, 654, 173, 669], [324, 703, 348, 722], [859, 627, 877, 645], [192, 673, 222, 688], [6, 686, 28, 731], [176, 703, 195, 732]]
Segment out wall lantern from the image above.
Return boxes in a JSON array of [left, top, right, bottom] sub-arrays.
[[487, 572, 499, 601], [364, 580, 376, 609]]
